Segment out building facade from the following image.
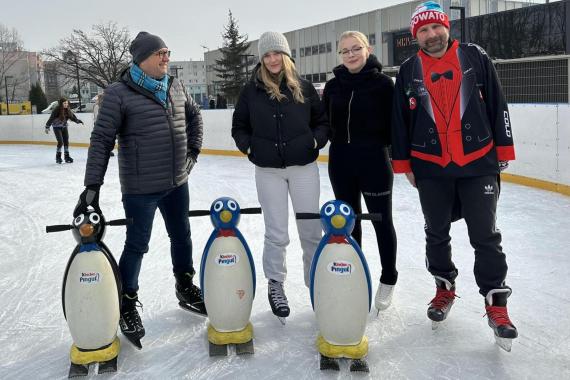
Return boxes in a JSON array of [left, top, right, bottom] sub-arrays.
[[169, 60, 208, 107]]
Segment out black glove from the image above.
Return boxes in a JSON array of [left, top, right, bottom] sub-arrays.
[[73, 185, 101, 217], [499, 161, 509, 172]]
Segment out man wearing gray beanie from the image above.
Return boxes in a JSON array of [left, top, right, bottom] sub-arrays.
[[75, 30, 206, 350]]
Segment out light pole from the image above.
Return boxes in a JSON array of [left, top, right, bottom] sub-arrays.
[[450, 6, 466, 43], [65, 50, 82, 112], [4, 75, 13, 115]]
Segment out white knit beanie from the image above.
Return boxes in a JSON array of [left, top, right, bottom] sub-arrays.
[[258, 31, 291, 59]]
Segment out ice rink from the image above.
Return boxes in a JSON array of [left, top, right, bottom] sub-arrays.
[[1, 144, 569, 379]]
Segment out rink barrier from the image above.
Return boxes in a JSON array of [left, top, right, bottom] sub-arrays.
[[0, 105, 568, 195]]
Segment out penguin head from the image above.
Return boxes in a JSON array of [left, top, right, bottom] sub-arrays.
[[320, 200, 355, 236], [71, 210, 106, 244], [210, 197, 241, 229]]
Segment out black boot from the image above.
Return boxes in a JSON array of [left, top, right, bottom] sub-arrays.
[[268, 279, 290, 318], [119, 292, 145, 349], [55, 152, 62, 164], [485, 289, 518, 339], [427, 276, 457, 322], [175, 272, 207, 316], [64, 152, 73, 163]]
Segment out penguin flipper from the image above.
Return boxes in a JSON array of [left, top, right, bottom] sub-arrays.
[[68, 363, 89, 378]]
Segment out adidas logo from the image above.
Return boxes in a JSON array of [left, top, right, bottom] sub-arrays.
[[484, 184, 494, 195]]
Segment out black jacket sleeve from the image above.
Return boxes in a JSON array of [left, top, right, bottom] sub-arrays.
[[231, 84, 253, 154], [185, 92, 203, 160], [45, 107, 59, 127], [306, 83, 329, 149], [84, 86, 121, 187]]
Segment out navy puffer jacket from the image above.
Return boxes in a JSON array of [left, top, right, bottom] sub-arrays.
[[84, 68, 203, 194]]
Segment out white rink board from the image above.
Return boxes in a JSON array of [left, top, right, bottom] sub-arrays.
[[558, 105, 570, 185]]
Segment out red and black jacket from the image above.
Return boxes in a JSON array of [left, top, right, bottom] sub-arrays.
[[391, 40, 515, 179]]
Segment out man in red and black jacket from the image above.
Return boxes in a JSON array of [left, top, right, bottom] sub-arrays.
[[391, 1, 517, 349]]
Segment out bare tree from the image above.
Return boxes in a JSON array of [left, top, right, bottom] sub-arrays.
[[42, 21, 131, 89], [0, 23, 26, 104]]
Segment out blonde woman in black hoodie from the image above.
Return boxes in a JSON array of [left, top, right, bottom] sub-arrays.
[[323, 31, 397, 313]]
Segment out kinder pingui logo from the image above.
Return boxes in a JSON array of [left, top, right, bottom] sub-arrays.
[[328, 261, 353, 275], [80, 272, 101, 284], [217, 254, 239, 266], [409, 97, 417, 110]]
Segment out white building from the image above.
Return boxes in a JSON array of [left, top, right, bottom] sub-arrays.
[[169, 60, 208, 107]]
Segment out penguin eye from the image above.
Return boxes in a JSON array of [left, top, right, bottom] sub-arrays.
[[324, 204, 335, 216], [214, 201, 224, 212], [89, 213, 100, 224], [227, 200, 237, 211], [340, 204, 351, 216], [74, 215, 85, 226]]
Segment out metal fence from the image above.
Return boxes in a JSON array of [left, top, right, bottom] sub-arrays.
[[495, 56, 569, 104]]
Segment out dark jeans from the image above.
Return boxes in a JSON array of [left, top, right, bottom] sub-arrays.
[[328, 143, 398, 285], [119, 182, 193, 294], [416, 175, 508, 296], [53, 127, 69, 151]]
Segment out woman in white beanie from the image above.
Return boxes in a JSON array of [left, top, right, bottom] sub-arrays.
[[232, 31, 329, 322]]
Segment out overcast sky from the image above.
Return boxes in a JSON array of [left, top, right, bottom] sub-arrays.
[[4, 0, 412, 61]]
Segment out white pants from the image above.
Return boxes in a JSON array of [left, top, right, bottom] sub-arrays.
[[255, 162, 322, 287]]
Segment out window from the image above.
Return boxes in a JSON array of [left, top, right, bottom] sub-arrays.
[[305, 47, 311, 56], [312, 45, 319, 55], [312, 73, 319, 82], [319, 73, 327, 82], [326, 42, 332, 53], [319, 44, 325, 54], [291, 49, 296, 59], [369, 33, 376, 45]]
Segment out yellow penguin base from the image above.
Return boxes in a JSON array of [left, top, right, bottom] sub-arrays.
[[70, 337, 120, 365], [316, 335, 368, 359], [208, 323, 253, 345]]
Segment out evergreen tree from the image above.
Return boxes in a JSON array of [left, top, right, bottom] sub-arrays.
[[214, 10, 251, 104], [28, 82, 47, 114]]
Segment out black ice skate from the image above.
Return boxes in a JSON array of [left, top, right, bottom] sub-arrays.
[[428, 276, 457, 330], [485, 288, 518, 352], [64, 152, 74, 163], [119, 292, 145, 350], [268, 279, 290, 325], [56, 152, 63, 164], [175, 272, 207, 317]]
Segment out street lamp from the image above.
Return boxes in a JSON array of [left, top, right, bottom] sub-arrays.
[[4, 75, 13, 115], [64, 50, 82, 112], [450, 6, 466, 43]]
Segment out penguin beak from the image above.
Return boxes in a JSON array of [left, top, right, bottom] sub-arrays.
[[79, 224, 95, 237], [331, 215, 346, 229], [220, 210, 232, 223]]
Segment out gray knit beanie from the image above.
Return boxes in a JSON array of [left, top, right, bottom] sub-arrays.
[[258, 31, 291, 59], [129, 31, 167, 64]]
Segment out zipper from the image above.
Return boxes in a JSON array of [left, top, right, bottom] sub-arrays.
[[347, 90, 354, 143], [166, 80, 176, 186], [275, 102, 285, 168]]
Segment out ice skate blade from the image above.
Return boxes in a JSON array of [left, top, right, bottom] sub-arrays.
[[178, 301, 207, 317], [123, 334, 143, 350], [495, 336, 513, 352], [277, 316, 287, 325], [431, 321, 442, 330]]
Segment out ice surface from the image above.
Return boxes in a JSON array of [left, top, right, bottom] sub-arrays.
[[1, 145, 569, 379]]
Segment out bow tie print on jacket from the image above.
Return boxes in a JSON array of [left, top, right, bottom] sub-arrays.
[[424, 57, 461, 127]]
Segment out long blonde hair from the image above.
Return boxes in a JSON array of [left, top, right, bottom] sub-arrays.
[[259, 54, 304, 103]]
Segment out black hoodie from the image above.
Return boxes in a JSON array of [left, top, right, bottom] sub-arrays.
[[323, 54, 394, 146]]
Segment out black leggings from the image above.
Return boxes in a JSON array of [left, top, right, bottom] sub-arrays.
[[328, 144, 398, 285], [53, 127, 69, 152]]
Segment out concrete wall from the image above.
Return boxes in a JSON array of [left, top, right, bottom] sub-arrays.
[[0, 105, 567, 189]]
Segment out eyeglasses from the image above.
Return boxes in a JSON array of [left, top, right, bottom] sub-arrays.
[[338, 46, 364, 57], [155, 50, 171, 59]]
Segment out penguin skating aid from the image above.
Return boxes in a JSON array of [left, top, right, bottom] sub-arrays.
[[298, 200, 381, 372], [189, 198, 261, 356], [46, 212, 130, 378]]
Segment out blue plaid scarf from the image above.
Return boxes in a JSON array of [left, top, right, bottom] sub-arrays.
[[130, 64, 169, 107]]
